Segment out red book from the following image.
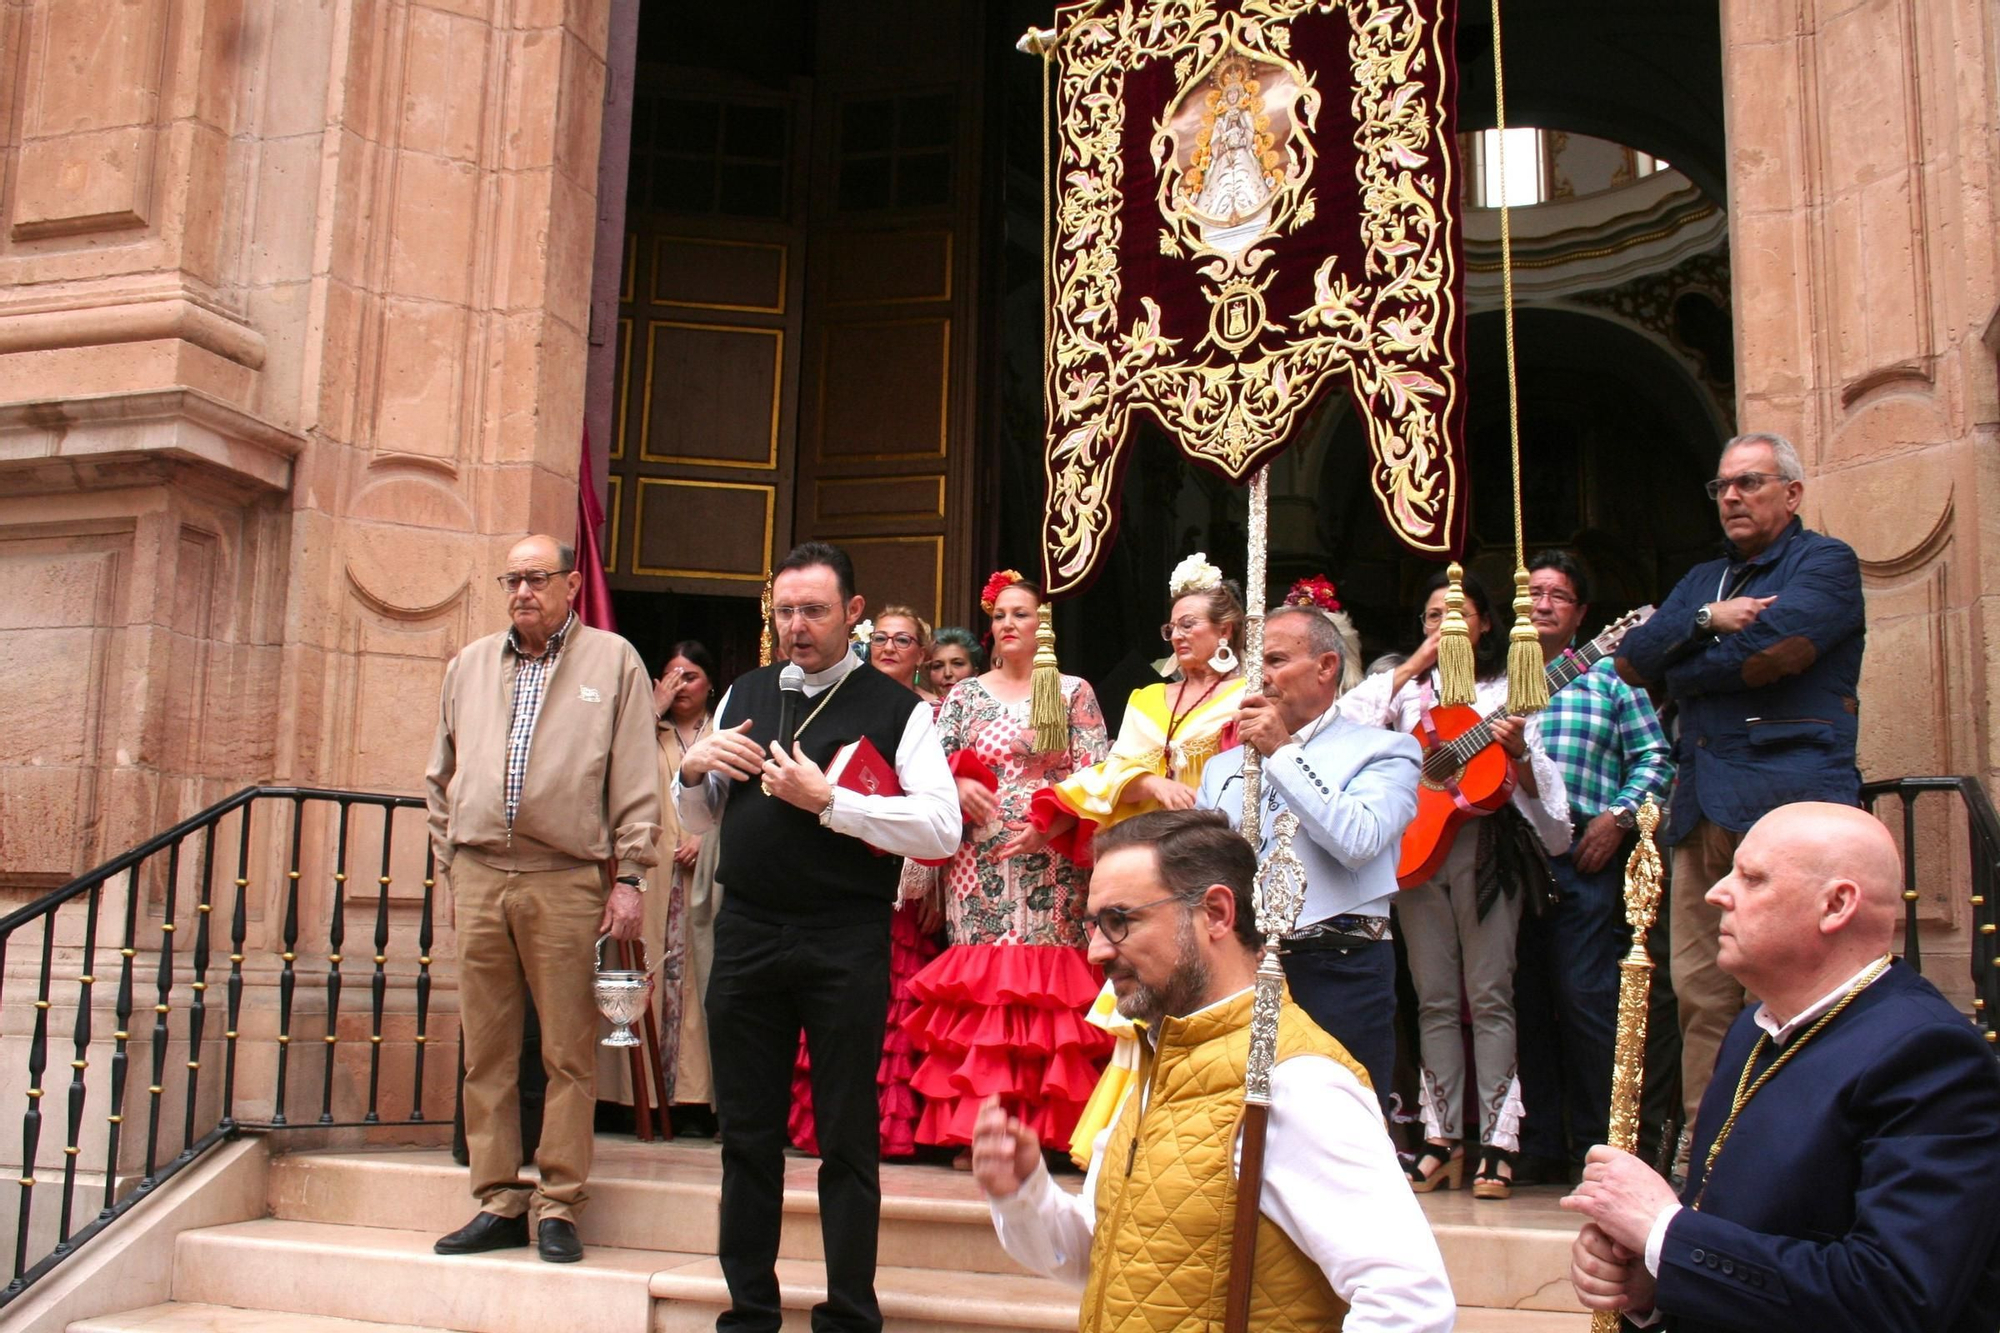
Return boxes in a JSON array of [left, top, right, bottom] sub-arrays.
[[827, 736, 902, 799], [826, 736, 902, 857]]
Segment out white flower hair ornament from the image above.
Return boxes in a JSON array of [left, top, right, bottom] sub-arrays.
[[851, 617, 873, 644], [1168, 552, 1224, 598]]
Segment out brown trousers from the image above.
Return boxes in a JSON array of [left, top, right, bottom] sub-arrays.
[[1670, 819, 1752, 1132], [452, 856, 605, 1224]]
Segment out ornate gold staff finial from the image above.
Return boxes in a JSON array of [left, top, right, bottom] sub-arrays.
[[758, 571, 774, 668], [1591, 797, 1665, 1333]]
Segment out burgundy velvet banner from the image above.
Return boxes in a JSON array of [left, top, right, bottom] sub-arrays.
[[1039, 0, 1467, 596]]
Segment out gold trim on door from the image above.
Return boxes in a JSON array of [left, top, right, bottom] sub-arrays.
[[638, 320, 784, 469], [821, 533, 945, 619], [631, 477, 775, 581], [651, 235, 790, 314], [814, 474, 946, 523], [603, 474, 623, 573], [814, 317, 950, 461], [612, 317, 632, 460]]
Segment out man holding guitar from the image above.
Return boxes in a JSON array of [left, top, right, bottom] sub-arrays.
[[1515, 551, 1673, 1184], [1335, 570, 1574, 1200]]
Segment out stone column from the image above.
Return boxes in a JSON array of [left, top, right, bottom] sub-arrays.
[[0, 0, 613, 1160], [1722, 0, 1999, 997]]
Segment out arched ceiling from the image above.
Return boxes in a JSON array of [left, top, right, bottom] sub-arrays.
[[1456, 2, 1727, 207]]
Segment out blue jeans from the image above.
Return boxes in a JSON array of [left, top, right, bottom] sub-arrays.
[[1282, 939, 1397, 1115], [1516, 847, 1624, 1164]]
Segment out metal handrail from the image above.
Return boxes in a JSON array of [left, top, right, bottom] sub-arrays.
[[1859, 776, 2000, 1047], [0, 785, 443, 1307]]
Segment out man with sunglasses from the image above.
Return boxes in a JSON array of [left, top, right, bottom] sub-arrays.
[[675, 540, 960, 1333], [1613, 431, 1864, 1171], [425, 533, 661, 1263], [973, 809, 1455, 1332]]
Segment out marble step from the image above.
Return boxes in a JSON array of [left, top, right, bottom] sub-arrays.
[[71, 1303, 463, 1333], [267, 1143, 1023, 1276], [170, 1219, 672, 1333], [650, 1256, 1077, 1333], [262, 1139, 1587, 1318]]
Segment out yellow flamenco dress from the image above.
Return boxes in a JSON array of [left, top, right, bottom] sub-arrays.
[[1026, 675, 1247, 1164]]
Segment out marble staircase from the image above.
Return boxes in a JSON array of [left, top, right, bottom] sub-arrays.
[[61, 1137, 1591, 1332]]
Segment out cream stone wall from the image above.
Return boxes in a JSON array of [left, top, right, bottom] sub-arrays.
[[1723, 0, 1999, 998], [0, 0, 613, 1143]]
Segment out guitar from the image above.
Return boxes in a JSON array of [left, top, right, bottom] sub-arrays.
[[1394, 606, 1656, 889]]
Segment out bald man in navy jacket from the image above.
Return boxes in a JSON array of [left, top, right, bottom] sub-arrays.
[[1562, 802, 2000, 1332]]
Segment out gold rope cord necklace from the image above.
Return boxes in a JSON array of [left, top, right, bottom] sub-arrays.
[[1689, 954, 1893, 1211]]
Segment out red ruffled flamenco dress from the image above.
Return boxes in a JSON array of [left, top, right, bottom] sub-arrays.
[[905, 675, 1114, 1147], [787, 900, 940, 1158]]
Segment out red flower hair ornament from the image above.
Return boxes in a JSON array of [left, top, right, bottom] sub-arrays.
[[980, 568, 1027, 615], [1284, 575, 1343, 614]]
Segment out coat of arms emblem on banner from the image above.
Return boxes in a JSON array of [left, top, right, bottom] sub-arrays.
[[1037, 0, 1467, 595]]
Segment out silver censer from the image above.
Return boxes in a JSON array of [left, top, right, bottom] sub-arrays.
[[593, 934, 656, 1048]]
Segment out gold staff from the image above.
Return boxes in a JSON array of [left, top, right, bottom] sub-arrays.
[[1591, 797, 1665, 1333]]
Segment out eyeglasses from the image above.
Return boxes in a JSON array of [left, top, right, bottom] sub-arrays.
[[1705, 472, 1785, 500], [495, 569, 571, 592], [1079, 893, 1186, 944], [1160, 616, 1210, 641], [869, 632, 919, 649], [1527, 588, 1577, 606], [772, 603, 836, 624]]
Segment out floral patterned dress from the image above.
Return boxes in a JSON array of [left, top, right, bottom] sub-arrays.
[[905, 674, 1112, 1146]]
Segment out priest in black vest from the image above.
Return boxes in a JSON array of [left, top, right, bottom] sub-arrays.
[[676, 541, 960, 1333]]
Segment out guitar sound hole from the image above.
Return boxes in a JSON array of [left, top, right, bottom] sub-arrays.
[[1419, 761, 1465, 793]]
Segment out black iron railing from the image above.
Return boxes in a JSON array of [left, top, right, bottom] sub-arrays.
[[1859, 776, 2000, 1047], [0, 786, 443, 1307]]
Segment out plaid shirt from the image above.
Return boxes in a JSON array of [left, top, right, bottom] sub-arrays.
[[504, 611, 576, 828], [1538, 651, 1673, 819]]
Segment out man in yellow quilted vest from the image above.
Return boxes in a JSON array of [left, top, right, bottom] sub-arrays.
[[972, 808, 1455, 1331]]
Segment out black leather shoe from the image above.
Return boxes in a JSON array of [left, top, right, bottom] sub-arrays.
[[434, 1212, 529, 1255], [538, 1217, 583, 1263]]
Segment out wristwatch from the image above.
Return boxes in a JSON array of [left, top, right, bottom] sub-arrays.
[[615, 873, 648, 896], [1694, 604, 1714, 633], [817, 792, 838, 828], [1611, 806, 1637, 831]]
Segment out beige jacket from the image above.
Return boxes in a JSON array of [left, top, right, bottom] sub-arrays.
[[425, 621, 662, 878]]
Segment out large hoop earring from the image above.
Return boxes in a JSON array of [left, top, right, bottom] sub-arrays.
[[1208, 642, 1238, 675]]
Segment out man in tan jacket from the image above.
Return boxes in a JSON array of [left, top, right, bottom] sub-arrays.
[[425, 533, 660, 1264]]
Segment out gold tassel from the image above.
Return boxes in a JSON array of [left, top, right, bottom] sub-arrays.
[[1506, 564, 1548, 714], [1435, 562, 1476, 707], [1030, 602, 1067, 753]]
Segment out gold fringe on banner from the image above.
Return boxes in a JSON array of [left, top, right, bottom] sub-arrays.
[[1436, 562, 1476, 706], [1030, 603, 1067, 753]]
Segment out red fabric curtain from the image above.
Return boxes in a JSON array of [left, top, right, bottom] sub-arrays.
[[574, 428, 617, 632]]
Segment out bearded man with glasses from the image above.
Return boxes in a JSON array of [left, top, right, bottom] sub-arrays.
[[1613, 431, 1865, 1175], [675, 540, 960, 1333], [972, 808, 1456, 1332]]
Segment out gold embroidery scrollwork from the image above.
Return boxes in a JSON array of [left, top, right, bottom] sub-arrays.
[[1040, 0, 1463, 595]]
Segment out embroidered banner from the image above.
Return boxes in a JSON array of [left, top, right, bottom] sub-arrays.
[[1039, 0, 1467, 596]]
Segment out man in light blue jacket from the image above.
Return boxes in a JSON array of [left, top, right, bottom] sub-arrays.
[[1198, 602, 1421, 1109]]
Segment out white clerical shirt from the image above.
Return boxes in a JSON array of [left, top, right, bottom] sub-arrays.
[[988, 987, 1457, 1333], [674, 648, 960, 860]]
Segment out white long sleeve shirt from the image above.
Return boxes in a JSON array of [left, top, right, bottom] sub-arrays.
[[1335, 668, 1573, 855], [673, 649, 961, 861], [988, 989, 1458, 1332]]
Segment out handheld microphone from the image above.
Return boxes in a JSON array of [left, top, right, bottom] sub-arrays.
[[777, 663, 806, 752]]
